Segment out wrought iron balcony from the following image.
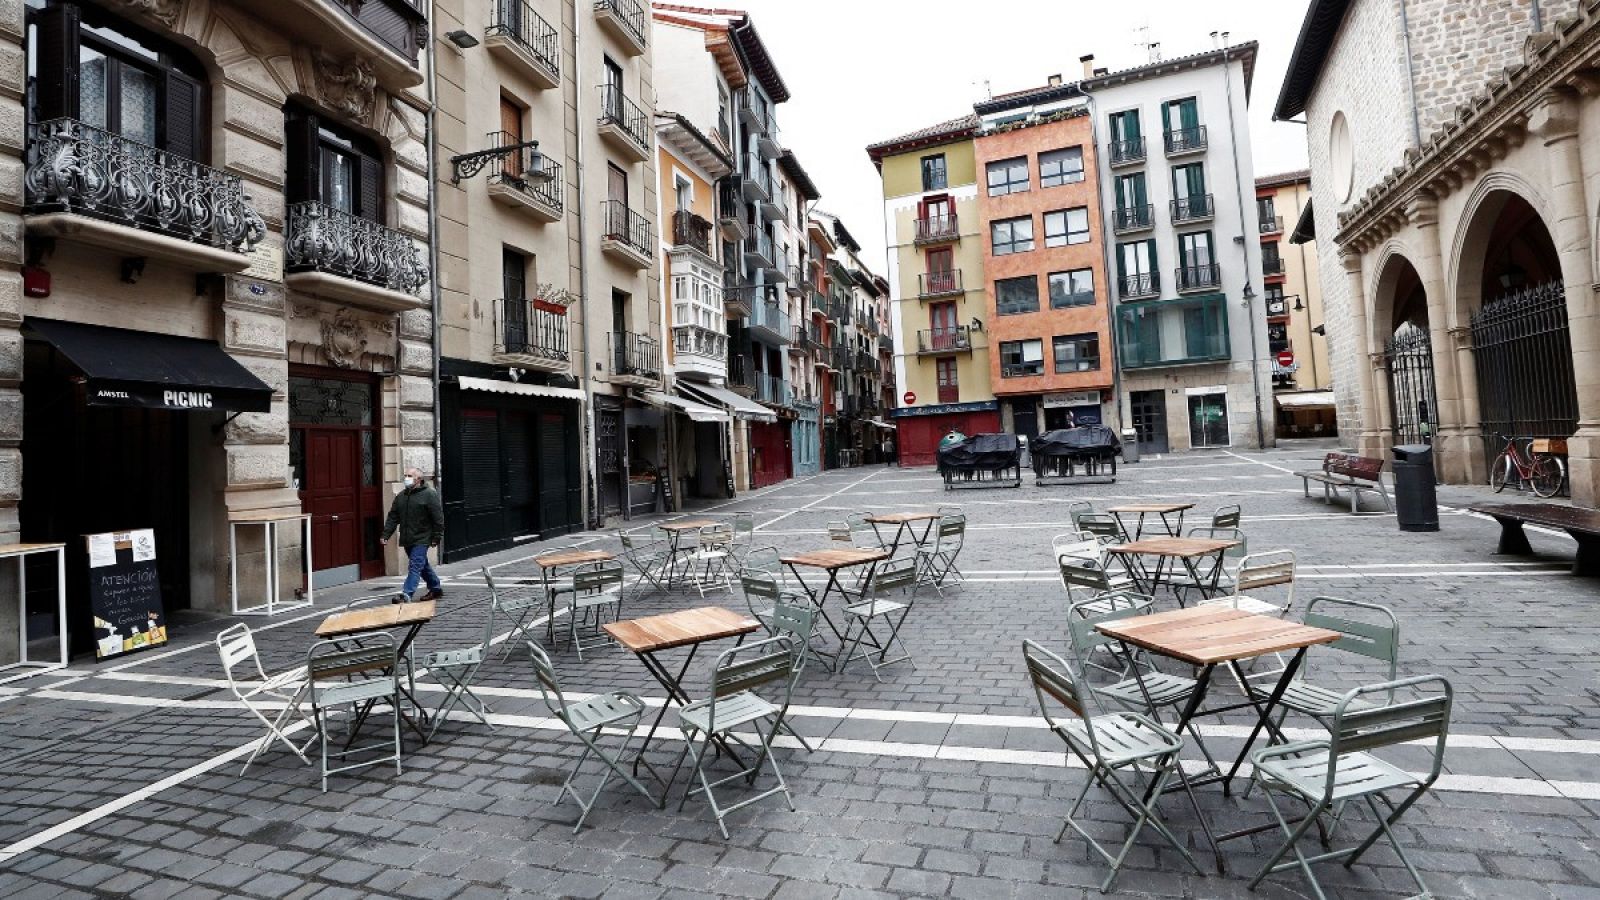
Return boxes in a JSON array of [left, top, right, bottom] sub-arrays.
[[917, 269, 963, 299], [673, 324, 728, 364], [494, 297, 570, 370], [1171, 193, 1214, 223], [1118, 272, 1160, 301], [597, 86, 650, 160], [760, 185, 786, 223], [741, 154, 770, 202], [1108, 138, 1146, 166], [609, 330, 661, 382], [728, 350, 756, 396], [1164, 125, 1208, 156], [600, 200, 653, 267], [1265, 295, 1292, 317], [1176, 264, 1222, 293], [717, 179, 747, 240], [671, 210, 712, 256], [285, 201, 429, 296], [742, 232, 775, 270], [1117, 294, 1230, 368], [1259, 214, 1284, 235], [750, 300, 790, 345], [1112, 204, 1154, 234], [1262, 255, 1286, 277], [486, 0, 560, 89], [24, 118, 266, 263], [787, 265, 806, 297], [594, 0, 647, 55], [738, 93, 770, 134], [855, 348, 879, 370], [755, 371, 790, 407], [724, 277, 754, 319], [879, 333, 894, 354], [914, 213, 959, 245], [483, 131, 563, 222]]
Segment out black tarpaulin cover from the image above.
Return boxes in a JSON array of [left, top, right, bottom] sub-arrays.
[[937, 432, 1021, 471], [1031, 425, 1120, 457]]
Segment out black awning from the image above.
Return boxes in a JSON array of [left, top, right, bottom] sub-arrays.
[[1289, 198, 1316, 245], [25, 318, 273, 412]]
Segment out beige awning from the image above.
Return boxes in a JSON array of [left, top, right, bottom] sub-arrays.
[[457, 376, 585, 402], [678, 381, 778, 423], [1276, 390, 1335, 410], [637, 390, 730, 423]]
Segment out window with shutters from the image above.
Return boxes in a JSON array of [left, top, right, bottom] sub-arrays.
[[284, 104, 387, 224], [27, 1, 207, 159]]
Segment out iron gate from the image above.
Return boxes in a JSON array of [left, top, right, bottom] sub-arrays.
[[1384, 323, 1438, 445], [1471, 282, 1578, 465]]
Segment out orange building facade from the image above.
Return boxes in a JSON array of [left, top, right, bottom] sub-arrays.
[[973, 109, 1113, 436]]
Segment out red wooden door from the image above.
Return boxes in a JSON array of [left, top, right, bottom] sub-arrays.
[[303, 429, 361, 571]]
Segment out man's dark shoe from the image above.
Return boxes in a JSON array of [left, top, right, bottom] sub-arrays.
[[419, 589, 445, 602]]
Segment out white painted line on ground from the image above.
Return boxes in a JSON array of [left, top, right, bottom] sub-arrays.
[[1221, 449, 1300, 476], [757, 468, 887, 531]]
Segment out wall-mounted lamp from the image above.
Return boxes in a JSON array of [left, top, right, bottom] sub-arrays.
[[1311, 324, 1326, 336], [1293, 296, 1305, 311], [970, 317, 984, 332], [445, 30, 479, 49]]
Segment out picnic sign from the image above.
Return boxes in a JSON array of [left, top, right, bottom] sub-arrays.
[[86, 529, 168, 659]]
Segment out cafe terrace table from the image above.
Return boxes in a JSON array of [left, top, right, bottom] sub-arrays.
[[864, 512, 941, 557], [1106, 536, 1239, 603], [1106, 502, 1195, 541], [603, 606, 761, 786], [780, 548, 891, 650], [0, 543, 67, 685], [657, 519, 722, 588], [1096, 605, 1342, 873], [522, 548, 615, 643], [315, 600, 438, 741]]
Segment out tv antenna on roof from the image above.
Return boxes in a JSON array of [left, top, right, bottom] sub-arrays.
[[1134, 24, 1161, 63]]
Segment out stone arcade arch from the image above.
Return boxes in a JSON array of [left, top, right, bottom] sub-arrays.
[[1371, 250, 1439, 447]]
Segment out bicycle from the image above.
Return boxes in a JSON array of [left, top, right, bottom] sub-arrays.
[[1489, 433, 1566, 498]]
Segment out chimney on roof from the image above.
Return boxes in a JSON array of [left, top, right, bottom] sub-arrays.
[[1094, 67, 1108, 76], [1047, 73, 1063, 87], [1079, 54, 1095, 79]]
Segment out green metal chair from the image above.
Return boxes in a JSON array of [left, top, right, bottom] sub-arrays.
[[914, 513, 966, 594], [1022, 640, 1203, 893], [525, 641, 655, 832], [729, 512, 756, 567], [1076, 513, 1126, 544], [840, 557, 920, 681], [1249, 675, 1453, 899], [419, 570, 499, 739], [561, 562, 624, 661], [672, 635, 801, 839], [1172, 525, 1247, 605], [688, 523, 736, 597], [307, 633, 403, 793], [617, 529, 672, 599], [488, 566, 560, 660], [767, 599, 824, 750], [1248, 596, 1399, 729], [1211, 503, 1242, 529], [1063, 499, 1095, 531]]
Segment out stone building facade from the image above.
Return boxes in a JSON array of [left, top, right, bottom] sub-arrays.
[[2, 0, 433, 655], [1279, 0, 1600, 505]]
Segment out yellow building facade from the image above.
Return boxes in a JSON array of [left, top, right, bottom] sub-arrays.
[[1257, 171, 1336, 437]]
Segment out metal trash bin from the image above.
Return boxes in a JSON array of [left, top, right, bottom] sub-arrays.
[[1392, 444, 1439, 532], [1121, 428, 1140, 464]]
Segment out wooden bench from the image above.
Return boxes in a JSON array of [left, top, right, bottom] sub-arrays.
[[1296, 452, 1392, 514], [1468, 502, 1600, 576]]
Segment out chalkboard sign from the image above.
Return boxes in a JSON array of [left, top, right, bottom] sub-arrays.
[[656, 469, 676, 513], [85, 529, 167, 659]]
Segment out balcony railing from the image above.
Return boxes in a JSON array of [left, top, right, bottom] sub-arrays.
[[755, 371, 790, 407], [1118, 272, 1160, 300], [917, 326, 971, 355], [743, 232, 775, 269], [485, 131, 563, 216], [1117, 294, 1230, 368], [25, 118, 266, 254], [285, 202, 429, 294], [879, 334, 893, 353], [1164, 125, 1208, 155], [1176, 264, 1222, 293], [914, 213, 959, 245], [738, 93, 770, 134], [1259, 214, 1284, 234], [601, 200, 653, 258], [717, 179, 746, 239], [1265, 295, 1291, 317], [494, 297, 569, 364], [1262, 255, 1286, 277], [594, 0, 647, 52], [1112, 204, 1154, 233], [937, 384, 959, 404], [598, 86, 649, 155], [1108, 138, 1146, 166], [609, 330, 660, 379], [673, 324, 728, 363], [917, 269, 963, 299], [856, 349, 877, 370], [671, 210, 712, 256], [741, 154, 770, 201], [1171, 193, 1214, 223], [487, 0, 560, 83], [750, 300, 790, 343], [728, 351, 754, 394]]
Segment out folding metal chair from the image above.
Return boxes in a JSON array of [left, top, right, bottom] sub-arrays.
[[419, 574, 499, 739], [1022, 640, 1203, 893], [488, 567, 553, 661], [618, 529, 672, 599], [1076, 513, 1127, 544], [307, 633, 403, 792], [739, 555, 808, 626], [729, 513, 756, 567], [1210, 503, 1242, 529], [845, 512, 886, 550], [1249, 675, 1453, 899], [914, 513, 966, 594], [840, 557, 919, 681], [825, 521, 853, 545], [1055, 535, 1137, 598], [1062, 499, 1094, 531], [671, 636, 800, 839], [1172, 525, 1247, 605], [688, 523, 736, 597], [1249, 597, 1399, 731], [526, 641, 655, 832], [936, 505, 963, 518], [1198, 549, 1295, 617], [767, 599, 825, 749], [561, 562, 623, 661], [217, 623, 314, 774]]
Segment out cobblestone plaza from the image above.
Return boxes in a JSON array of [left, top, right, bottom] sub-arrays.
[[2, 445, 1597, 900]]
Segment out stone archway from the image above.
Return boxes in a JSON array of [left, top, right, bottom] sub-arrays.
[[1372, 252, 1439, 447]]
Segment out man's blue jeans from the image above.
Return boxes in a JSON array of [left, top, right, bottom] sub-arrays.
[[402, 544, 441, 598]]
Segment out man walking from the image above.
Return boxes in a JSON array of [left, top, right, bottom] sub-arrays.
[[381, 467, 445, 602]]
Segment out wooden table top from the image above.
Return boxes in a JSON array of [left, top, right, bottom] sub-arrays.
[[865, 512, 939, 524], [0, 542, 66, 557], [1110, 537, 1239, 558], [658, 519, 720, 532], [316, 600, 436, 638], [780, 547, 892, 570], [229, 511, 313, 524], [532, 548, 615, 568], [603, 606, 760, 654], [1107, 502, 1195, 514], [1096, 606, 1341, 666]]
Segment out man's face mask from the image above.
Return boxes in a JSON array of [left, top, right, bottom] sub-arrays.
[[403, 476, 415, 488]]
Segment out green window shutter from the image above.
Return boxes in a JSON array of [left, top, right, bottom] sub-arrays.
[[1179, 98, 1199, 131], [1187, 164, 1206, 197], [1132, 173, 1147, 207], [1145, 239, 1158, 275], [1115, 245, 1128, 280]]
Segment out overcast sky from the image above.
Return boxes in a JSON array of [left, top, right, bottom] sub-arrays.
[[724, 0, 1313, 271]]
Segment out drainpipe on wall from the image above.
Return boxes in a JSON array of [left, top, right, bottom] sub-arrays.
[[574, 2, 599, 529], [1079, 86, 1127, 436], [1398, 0, 1424, 148], [1222, 50, 1268, 450], [425, 19, 442, 489]]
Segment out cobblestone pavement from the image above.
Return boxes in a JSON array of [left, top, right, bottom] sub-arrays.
[[2, 442, 1598, 899]]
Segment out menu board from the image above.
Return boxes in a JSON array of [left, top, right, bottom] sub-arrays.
[[86, 529, 167, 659]]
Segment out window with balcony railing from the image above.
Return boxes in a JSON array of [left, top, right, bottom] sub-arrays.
[[610, 330, 660, 378], [914, 213, 959, 244], [496, 297, 569, 362], [1116, 294, 1230, 368], [602, 200, 653, 257], [917, 326, 970, 354], [485, 130, 563, 212], [1261, 246, 1285, 276], [595, 0, 648, 49], [488, 0, 560, 77], [1176, 264, 1221, 292], [598, 85, 648, 151], [918, 269, 962, 298], [671, 210, 712, 256], [1113, 204, 1153, 232], [1171, 193, 1214, 222]]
